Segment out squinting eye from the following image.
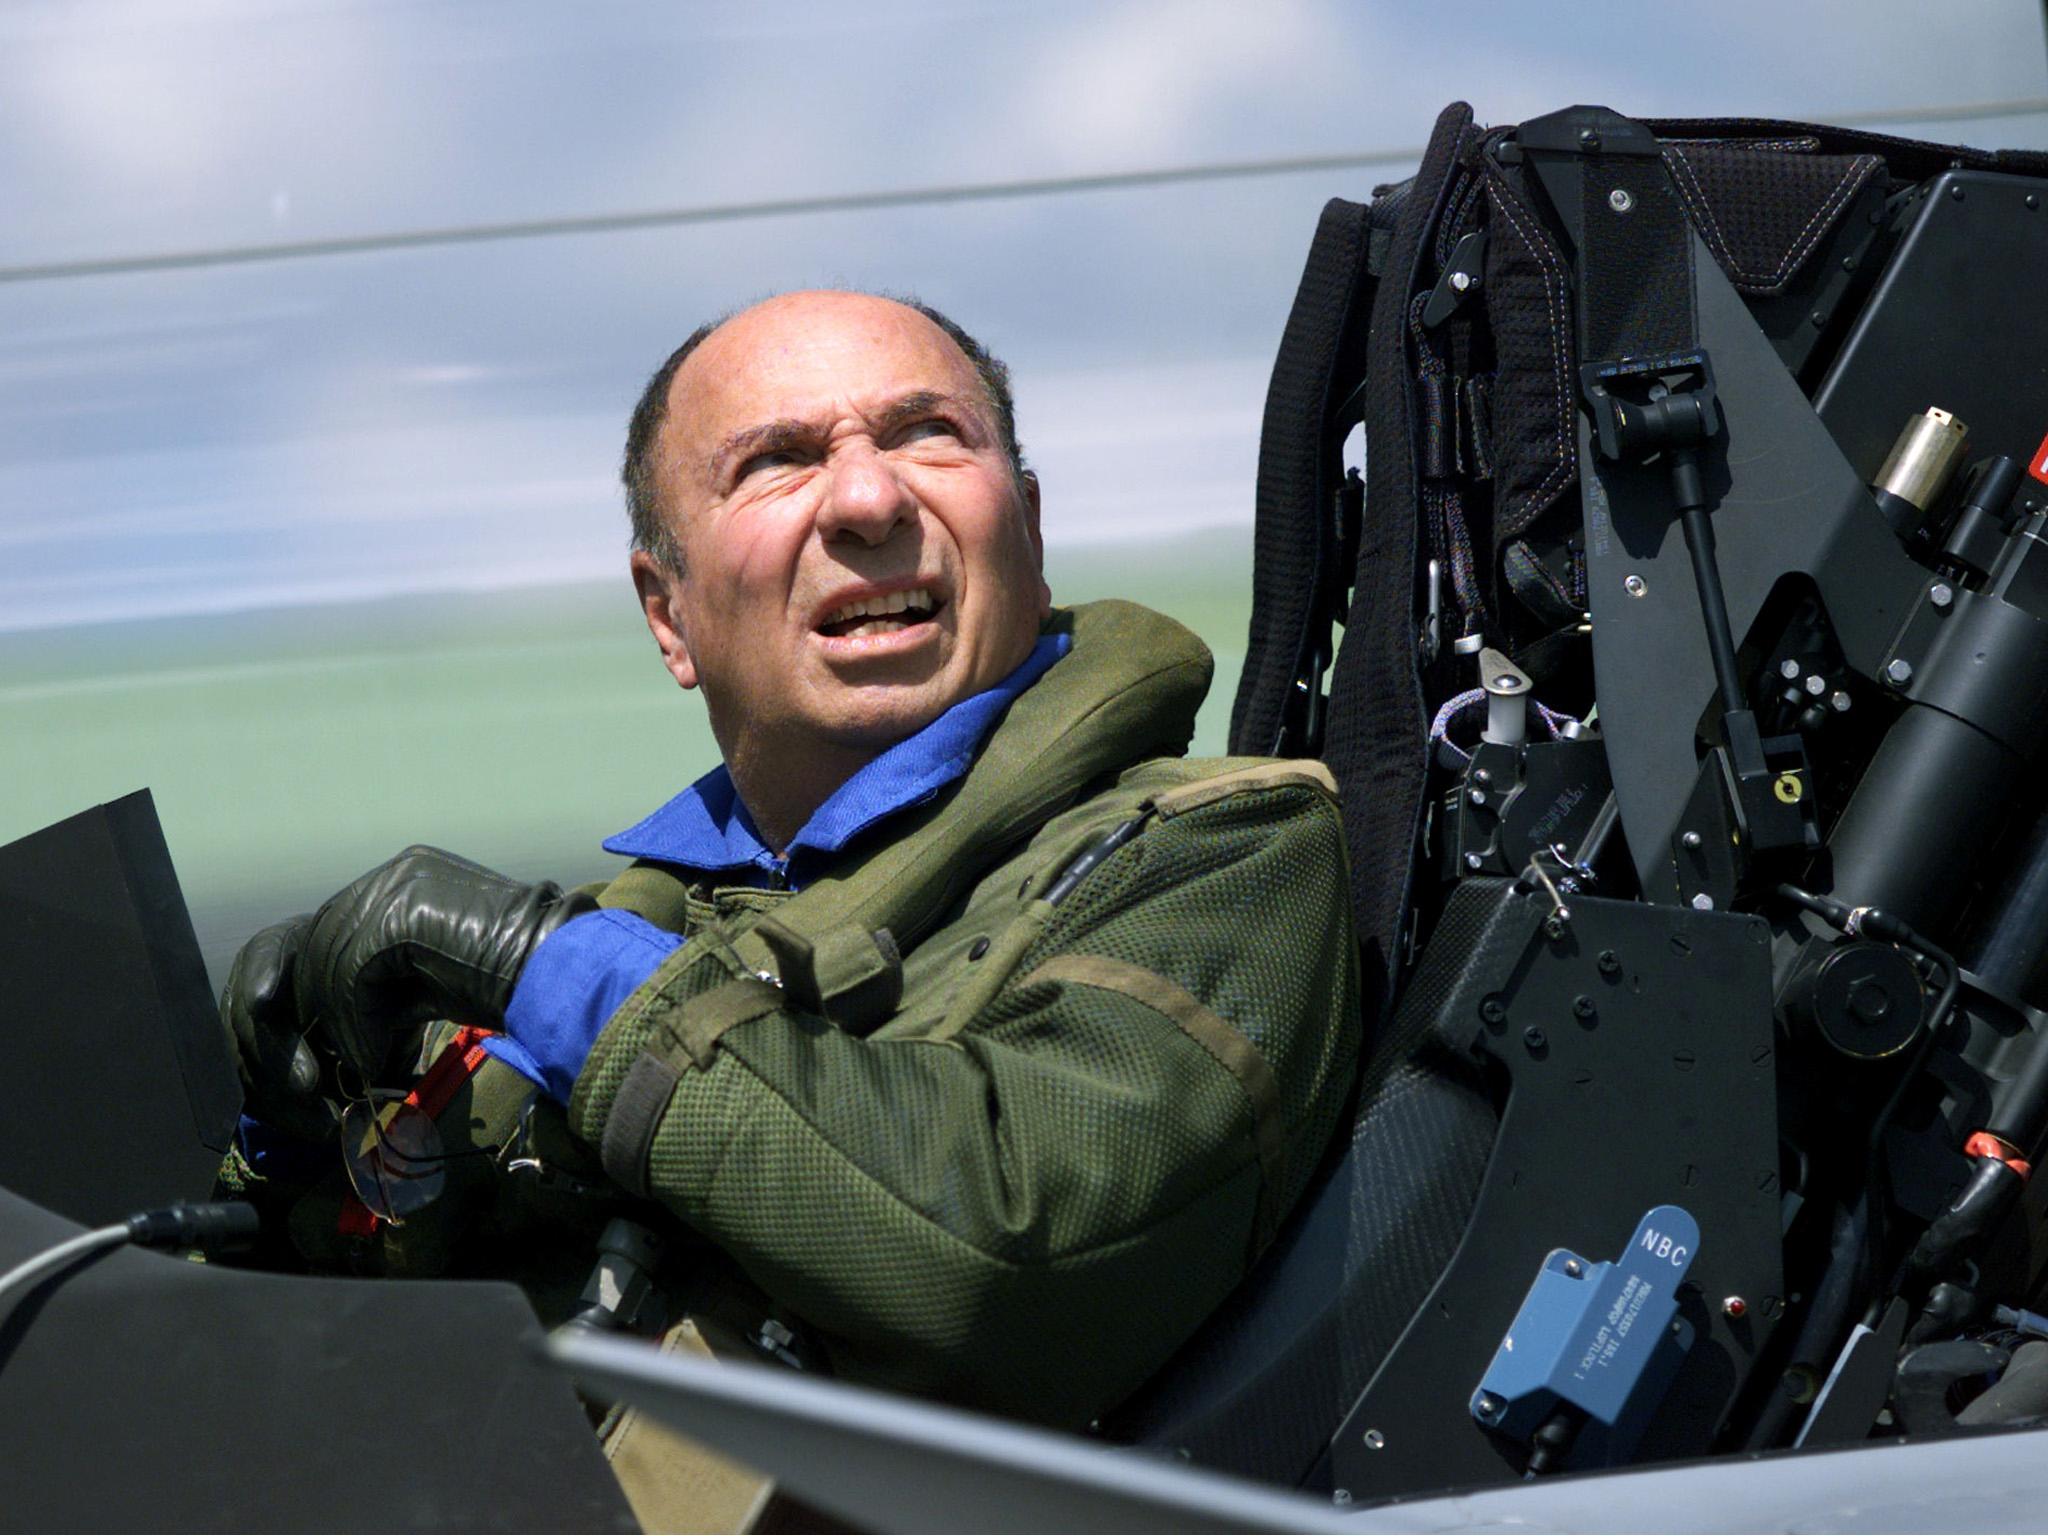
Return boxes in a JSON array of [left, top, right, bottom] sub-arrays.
[[896, 419, 958, 445], [736, 450, 799, 481]]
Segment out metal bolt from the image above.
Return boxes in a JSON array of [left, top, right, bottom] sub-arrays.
[[1779, 658, 1802, 679], [1564, 1258, 1583, 1277], [1597, 949, 1622, 977], [1469, 786, 1487, 806], [1573, 994, 1597, 1020], [1543, 911, 1570, 939], [1692, 892, 1715, 911], [1841, 255, 1857, 271], [1681, 830, 1702, 850], [1473, 766, 1491, 785], [1363, 1428, 1387, 1450], [1475, 1393, 1503, 1418], [1334, 1487, 1355, 1504], [1450, 270, 1472, 293], [1831, 689, 1852, 712], [1578, 128, 1601, 149], [1609, 187, 1634, 213], [1480, 996, 1507, 1025], [1804, 673, 1827, 696], [1930, 582, 1954, 610], [1950, 183, 1966, 201], [1624, 573, 1647, 598], [1885, 658, 1913, 686], [1524, 1025, 1547, 1051], [1810, 310, 1826, 329], [1723, 1295, 1748, 1320], [1464, 851, 1484, 871]]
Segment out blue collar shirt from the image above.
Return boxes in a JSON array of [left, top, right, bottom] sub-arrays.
[[489, 633, 1070, 1101]]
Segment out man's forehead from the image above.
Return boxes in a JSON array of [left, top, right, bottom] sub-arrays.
[[670, 293, 981, 442]]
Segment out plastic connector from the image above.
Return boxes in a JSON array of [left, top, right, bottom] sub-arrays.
[[124, 1201, 262, 1255]]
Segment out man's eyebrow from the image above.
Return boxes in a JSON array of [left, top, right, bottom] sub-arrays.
[[873, 390, 977, 433], [711, 418, 816, 477]]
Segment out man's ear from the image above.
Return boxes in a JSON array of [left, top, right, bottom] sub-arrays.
[[630, 549, 699, 689], [1021, 470, 1052, 619]]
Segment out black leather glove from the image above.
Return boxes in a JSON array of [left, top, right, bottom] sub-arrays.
[[221, 911, 333, 1140], [222, 845, 594, 1128]]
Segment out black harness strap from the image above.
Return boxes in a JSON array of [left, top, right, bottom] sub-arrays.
[[1229, 194, 1375, 758]]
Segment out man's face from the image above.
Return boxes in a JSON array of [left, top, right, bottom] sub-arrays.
[[633, 292, 1050, 779]]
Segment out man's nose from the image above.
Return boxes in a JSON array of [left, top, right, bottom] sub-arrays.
[[816, 442, 916, 545]]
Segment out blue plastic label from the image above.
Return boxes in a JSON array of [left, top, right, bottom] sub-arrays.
[[1561, 1205, 1698, 1420]]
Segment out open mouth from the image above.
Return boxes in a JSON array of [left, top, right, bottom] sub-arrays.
[[816, 586, 942, 639]]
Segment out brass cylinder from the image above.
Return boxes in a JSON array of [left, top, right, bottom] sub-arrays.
[[1874, 407, 1970, 513]]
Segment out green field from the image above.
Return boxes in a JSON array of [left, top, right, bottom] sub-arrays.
[[1, 530, 1253, 985]]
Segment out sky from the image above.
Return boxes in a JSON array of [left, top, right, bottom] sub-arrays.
[[3, 0, 2047, 632]]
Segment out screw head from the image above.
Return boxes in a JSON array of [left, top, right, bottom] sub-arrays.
[[1469, 786, 1488, 807], [1950, 183, 1966, 201], [1930, 582, 1954, 609], [1524, 1025, 1547, 1051], [1473, 767, 1491, 785], [1573, 994, 1597, 1020], [1692, 892, 1715, 911], [1886, 658, 1914, 685], [1579, 127, 1601, 149], [1831, 689, 1852, 712], [1841, 255, 1857, 271], [2029, 194, 2040, 211], [1363, 1428, 1387, 1450], [1609, 187, 1634, 213], [1334, 1487, 1355, 1504], [1450, 270, 1472, 293], [1464, 850, 1485, 871], [1779, 658, 1802, 679], [1723, 1295, 1748, 1320], [1810, 310, 1827, 329], [1480, 995, 1507, 1025], [1564, 1258, 1584, 1277], [1598, 949, 1622, 976], [1543, 912, 1569, 939], [1474, 1393, 1503, 1419], [1624, 573, 1648, 598], [1681, 830, 1702, 849], [1804, 673, 1827, 695]]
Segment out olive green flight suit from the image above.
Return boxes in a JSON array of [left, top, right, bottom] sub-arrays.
[[572, 599, 1363, 1429]]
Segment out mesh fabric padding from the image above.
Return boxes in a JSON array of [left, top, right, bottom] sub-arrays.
[[1482, 151, 1580, 545], [1663, 143, 1885, 295]]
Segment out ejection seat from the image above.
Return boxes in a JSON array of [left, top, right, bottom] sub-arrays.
[[1101, 99, 2048, 1492]]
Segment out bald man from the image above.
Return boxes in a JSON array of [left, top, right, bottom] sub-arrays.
[[222, 291, 1361, 1431]]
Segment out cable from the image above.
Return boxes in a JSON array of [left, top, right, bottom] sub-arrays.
[[0, 1224, 130, 1311], [0, 146, 1428, 286], [8, 94, 2044, 286], [0, 1202, 261, 1336]]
